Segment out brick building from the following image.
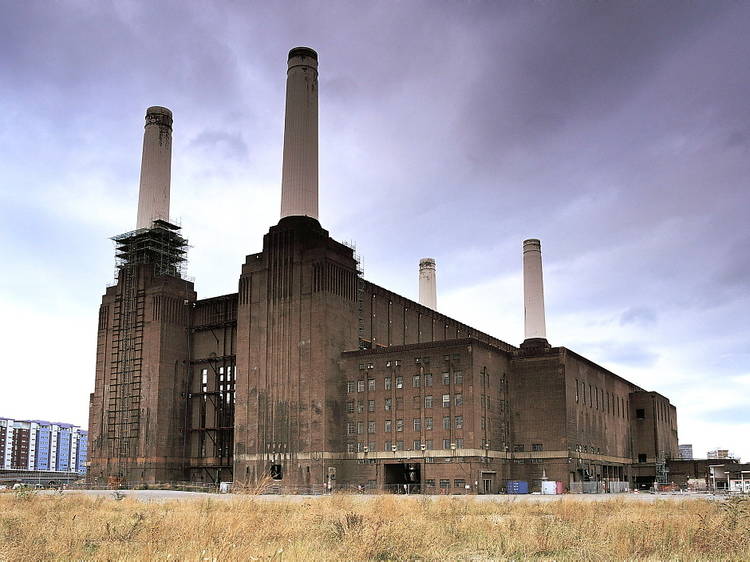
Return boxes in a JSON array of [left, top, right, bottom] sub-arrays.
[[88, 47, 678, 492]]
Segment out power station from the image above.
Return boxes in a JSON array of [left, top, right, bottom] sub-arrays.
[[88, 47, 678, 492]]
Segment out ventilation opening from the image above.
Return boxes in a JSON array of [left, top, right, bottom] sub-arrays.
[[270, 464, 283, 480]]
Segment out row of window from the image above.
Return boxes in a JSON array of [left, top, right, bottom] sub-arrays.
[[574, 444, 602, 454], [425, 479, 467, 489], [347, 372, 465, 393], [357, 354, 462, 371], [345, 438, 467, 453], [575, 379, 628, 419], [512, 444, 544, 452], [346, 416, 468, 435], [346, 394, 464, 412]]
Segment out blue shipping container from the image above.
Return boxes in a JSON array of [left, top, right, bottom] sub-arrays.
[[507, 480, 529, 494]]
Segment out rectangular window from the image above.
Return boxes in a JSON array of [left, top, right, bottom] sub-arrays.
[[384, 420, 392, 433], [413, 439, 422, 450], [455, 479, 466, 489], [412, 375, 420, 388], [636, 408, 645, 419], [347, 381, 355, 393], [513, 444, 524, 452], [368, 400, 375, 412], [454, 371, 463, 385], [347, 443, 355, 453], [367, 362, 374, 370], [368, 421, 375, 434], [442, 372, 450, 385], [385, 376, 392, 390], [396, 397, 403, 410], [425, 417, 433, 430], [589, 384, 593, 408], [396, 440, 404, 451], [424, 374, 433, 387], [396, 419, 403, 432], [357, 422, 363, 435], [425, 439, 433, 449], [357, 442, 364, 452], [357, 400, 364, 413], [424, 395, 433, 409], [456, 438, 464, 448], [396, 376, 403, 389], [531, 443, 543, 451], [455, 394, 463, 407], [413, 395, 421, 409], [346, 401, 354, 413], [575, 379, 579, 403], [480, 417, 486, 430], [368, 379, 375, 391], [385, 398, 392, 411], [442, 394, 450, 408], [413, 418, 421, 432], [426, 479, 436, 487], [368, 441, 376, 452], [455, 415, 463, 429], [346, 422, 355, 436], [386, 360, 392, 368], [638, 453, 647, 463], [452, 353, 460, 361], [439, 479, 450, 489], [385, 440, 392, 452], [357, 380, 365, 392], [359, 363, 366, 371], [443, 439, 451, 449], [395, 360, 401, 367], [443, 416, 451, 430]]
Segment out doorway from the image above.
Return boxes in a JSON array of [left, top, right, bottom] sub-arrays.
[[384, 463, 421, 493]]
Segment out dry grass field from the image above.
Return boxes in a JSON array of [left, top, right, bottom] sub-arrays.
[[0, 490, 748, 561]]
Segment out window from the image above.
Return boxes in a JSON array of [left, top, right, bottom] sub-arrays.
[[452, 353, 460, 362], [638, 453, 647, 463], [368, 441, 376, 452], [368, 421, 375, 434], [480, 417, 486, 430], [439, 479, 450, 489], [456, 438, 464, 449], [368, 379, 375, 391], [396, 419, 403, 432], [455, 394, 463, 407], [385, 398, 392, 411], [384, 420, 392, 433], [455, 479, 466, 489], [575, 379, 579, 403], [531, 443, 543, 451], [454, 371, 463, 385], [425, 479, 436, 487], [425, 417, 433, 430], [368, 400, 375, 412], [412, 395, 421, 409], [367, 362, 374, 370], [636, 409, 645, 419], [357, 422, 363, 435], [413, 439, 422, 450], [443, 439, 451, 450], [589, 384, 592, 408], [347, 381, 355, 393], [357, 400, 364, 413], [396, 376, 403, 389], [395, 360, 401, 367], [442, 372, 450, 385], [424, 374, 433, 387], [425, 439, 433, 449], [455, 415, 463, 429], [346, 422, 355, 435], [396, 440, 404, 451], [386, 360, 392, 368], [413, 418, 421, 432], [346, 401, 354, 413], [396, 397, 403, 410], [347, 443, 355, 453], [443, 416, 451, 430], [442, 394, 450, 408], [413, 375, 420, 388], [357, 442, 364, 452], [359, 363, 366, 371], [424, 395, 433, 409], [357, 380, 365, 393], [443, 355, 450, 362], [513, 444, 524, 452], [385, 440, 392, 452], [385, 376, 392, 390]]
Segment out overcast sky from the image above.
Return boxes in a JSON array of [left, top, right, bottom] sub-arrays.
[[1, 1, 748, 460]]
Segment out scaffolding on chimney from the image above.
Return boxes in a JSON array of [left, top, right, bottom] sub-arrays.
[[112, 219, 189, 279]]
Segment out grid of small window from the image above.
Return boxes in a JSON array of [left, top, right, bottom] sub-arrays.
[[442, 394, 450, 408], [455, 415, 463, 429]]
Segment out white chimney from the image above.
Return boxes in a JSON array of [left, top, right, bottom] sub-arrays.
[[136, 106, 172, 229], [523, 239, 547, 341], [419, 258, 437, 310], [280, 47, 319, 220]]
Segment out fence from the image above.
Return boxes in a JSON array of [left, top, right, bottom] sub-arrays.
[[570, 481, 629, 494]]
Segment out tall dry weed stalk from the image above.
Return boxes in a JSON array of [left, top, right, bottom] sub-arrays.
[[0, 493, 748, 560]]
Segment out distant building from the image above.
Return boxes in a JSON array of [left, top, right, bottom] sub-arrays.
[[0, 417, 87, 473], [679, 444, 693, 460], [708, 449, 732, 460]]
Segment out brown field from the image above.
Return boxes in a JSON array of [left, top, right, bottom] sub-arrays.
[[0, 491, 748, 561]]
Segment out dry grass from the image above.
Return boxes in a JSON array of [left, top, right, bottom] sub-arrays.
[[0, 491, 748, 561]]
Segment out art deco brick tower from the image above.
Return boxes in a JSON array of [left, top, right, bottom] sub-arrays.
[[234, 48, 360, 487], [88, 107, 196, 484]]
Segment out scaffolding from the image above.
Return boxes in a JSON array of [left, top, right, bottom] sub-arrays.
[[106, 220, 189, 480]]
